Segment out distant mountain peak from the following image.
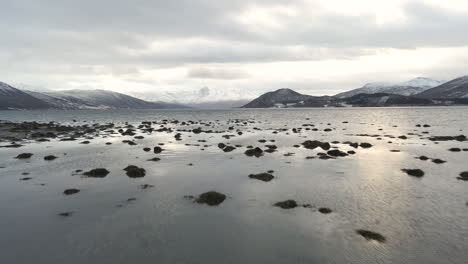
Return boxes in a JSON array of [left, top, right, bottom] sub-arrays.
[[242, 88, 314, 108], [336, 77, 446, 98], [416, 75, 468, 99]]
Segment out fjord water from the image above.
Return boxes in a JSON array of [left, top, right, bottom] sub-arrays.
[[0, 107, 467, 264]]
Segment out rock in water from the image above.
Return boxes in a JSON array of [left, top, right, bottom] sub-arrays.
[[356, 229, 386, 242], [359, 143, 373, 148], [223, 146, 236, 152], [402, 169, 424, 178], [327, 150, 348, 157], [83, 168, 110, 178], [44, 155, 58, 161], [244, 147, 263, 157], [302, 140, 330, 150], [63, 188, 80, 195], [274, 200, 298, 209], [15, 153, 33, 159], [248, 173, 274, 182], [457, 172, 468, 181], [154, 146, 163, 154], [124, 165, 146, 178], [318, 207, 332, 214], [195, 191, 226, 206]]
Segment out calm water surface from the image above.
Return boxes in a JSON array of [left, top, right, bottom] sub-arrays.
[[0, 107, 467, 264]]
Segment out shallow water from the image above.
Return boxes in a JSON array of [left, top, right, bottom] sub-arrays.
[[0, 107, 467, 264]]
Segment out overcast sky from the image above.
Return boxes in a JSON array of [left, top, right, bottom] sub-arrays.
[[1, 0, 468, 102]]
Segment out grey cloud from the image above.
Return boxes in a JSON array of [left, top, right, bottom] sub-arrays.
[[1, 0, 468, 96], [187, 67, 249, 79]]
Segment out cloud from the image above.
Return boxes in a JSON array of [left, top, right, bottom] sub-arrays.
[[187, 67, 250, 79], [1, 0, 468, 98]]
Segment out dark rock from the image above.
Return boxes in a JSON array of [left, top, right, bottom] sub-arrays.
[[223, 146, 236, 152], [63, 188, 80, 195], [274, 200, 298, 209], [318, 207, 332, 214], [402, 169, 424, 178], [195, 191, 226, 206], [15, 153, 33, 159], [124, 166, 146, 178], [83, 168, 110, 178], [147, 157, 161, 162], [449, 148, 461, 152], [418, 156, 429, 161], [429, 135, 466, 142], [359, 143, 373, 148], [356, 229, 386, 242], [432, 159, 446, 164], [80, 141, 90, 144], [143, 147, 151, 152], [302, 140, 330, 150], [44, 155, 58, 161], [153, 146, 163, 153], [249, 173, 274, 182], [327, 150, 348, 157], [20, 177, 32, 181], [457, 172, 468, 181], [218, 143, 226, 149], [245, 147, 263, 157]]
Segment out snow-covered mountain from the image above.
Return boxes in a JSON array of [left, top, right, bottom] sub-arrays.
[[130, 86, 257, 108], [1, 81, 187, 110], [335, 77, 446, 98], [25, 89, 187, 109], [416, 76, 468, 99], [0, 82, 53, 110]]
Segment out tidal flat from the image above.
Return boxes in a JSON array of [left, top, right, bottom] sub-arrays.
[[0, 107, 467, 264]]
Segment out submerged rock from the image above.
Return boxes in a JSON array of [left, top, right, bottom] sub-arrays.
[[402, 169, 424, 178], [83, 168, 110, 178], [63, 188, 80, 195], [274, 200, 298, 209], [195, 191, 226, 206], [249, 173, 274, 182], [15, 153, 33, 159], [356, 229, 386, 242], [58, 212, 73, 217], [141, 184, 154, 189]]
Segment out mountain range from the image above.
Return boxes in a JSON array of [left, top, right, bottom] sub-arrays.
[[242, 75, 468, 108], [0, 82, 188, 110], [1, 75, 468, 110]]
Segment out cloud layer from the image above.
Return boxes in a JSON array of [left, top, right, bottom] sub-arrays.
[[1, 0, 468, 102]]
